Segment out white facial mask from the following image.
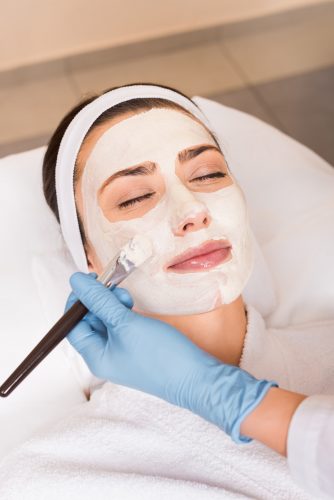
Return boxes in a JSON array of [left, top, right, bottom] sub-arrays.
[[81, 108, 254, 315]]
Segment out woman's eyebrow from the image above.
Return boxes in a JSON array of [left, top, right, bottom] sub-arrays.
[[98, 144, 222, 194], [178, 144, 222, 163], [98, 162, 156, 195]]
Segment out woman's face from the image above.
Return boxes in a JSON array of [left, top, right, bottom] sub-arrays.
[[75, 108, 253, 315]]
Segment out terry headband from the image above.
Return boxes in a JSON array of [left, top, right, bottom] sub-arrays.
[[55, 84, 212, 272]]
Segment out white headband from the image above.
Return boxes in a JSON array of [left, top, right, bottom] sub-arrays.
[[55, 84, 212, 272]]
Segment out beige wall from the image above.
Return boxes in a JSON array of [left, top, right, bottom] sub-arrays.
[[1, 0, 331, 71]]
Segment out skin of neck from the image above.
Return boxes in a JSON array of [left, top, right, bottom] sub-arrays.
[[135, 295, 247, 367]]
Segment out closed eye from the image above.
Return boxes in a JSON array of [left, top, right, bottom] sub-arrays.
[[118, 192, 155, 209], [190, 172, 227, 182]]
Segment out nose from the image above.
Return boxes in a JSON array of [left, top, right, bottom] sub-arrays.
[[174, 210, 212, 236], [169, 184, 212, 236]]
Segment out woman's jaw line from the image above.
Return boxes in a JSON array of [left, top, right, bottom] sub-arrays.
[[133, 294, 243, 317]]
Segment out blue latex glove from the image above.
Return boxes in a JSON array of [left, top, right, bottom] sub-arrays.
[[66, 272, 278, 444]]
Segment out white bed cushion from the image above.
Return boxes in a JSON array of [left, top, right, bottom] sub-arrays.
[[0, 96, 333, 460], [0, 148, 90, 461]]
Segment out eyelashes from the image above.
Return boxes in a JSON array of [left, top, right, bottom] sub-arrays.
[[118, 192, 155, 209], [118, 172, 227, 209], [189, 171, 226, 182]]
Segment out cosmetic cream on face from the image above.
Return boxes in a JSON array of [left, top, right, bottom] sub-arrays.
[[81, 108, 253, 315]]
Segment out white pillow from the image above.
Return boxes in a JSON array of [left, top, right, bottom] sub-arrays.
[[0, 148, 89, 461]]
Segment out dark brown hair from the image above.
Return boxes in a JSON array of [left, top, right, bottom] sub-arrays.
[[42, 82, 220, 251]]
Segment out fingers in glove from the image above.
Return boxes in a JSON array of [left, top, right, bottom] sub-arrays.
[[66, 276, 133, 315], [112, 287, 134, 309], [65, 291, 78, 313], [66, 310, 107, 356], [69, 272, 133, 328]]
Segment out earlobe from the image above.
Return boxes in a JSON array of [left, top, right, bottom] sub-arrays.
[[85, 244, 102, 275], [84, 244, 95, 271], [86, 252, 98, 273], [87, 261, 95, 272]]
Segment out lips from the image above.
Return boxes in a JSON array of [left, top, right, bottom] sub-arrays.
[[165, 239, 232, 273]]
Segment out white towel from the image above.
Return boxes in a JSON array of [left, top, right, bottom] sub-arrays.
[[1, 305, 331, 499], [0, 381, 317, 500]]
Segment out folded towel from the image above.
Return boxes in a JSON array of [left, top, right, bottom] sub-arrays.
[[1, 305, 328, 499]]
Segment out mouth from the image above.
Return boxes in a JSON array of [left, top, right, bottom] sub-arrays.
[[165, 239, 232, 273]]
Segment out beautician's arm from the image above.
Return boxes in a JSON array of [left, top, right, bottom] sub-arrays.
[[239, 386, 307, 456], [242, 390, 334, 498]]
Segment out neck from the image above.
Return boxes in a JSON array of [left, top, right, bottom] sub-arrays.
[[139, 295, 247, 366]]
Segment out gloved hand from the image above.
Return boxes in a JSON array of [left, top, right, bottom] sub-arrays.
[[66, 272, 278, 444]]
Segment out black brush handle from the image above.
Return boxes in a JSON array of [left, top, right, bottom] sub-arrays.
[[0, 300, 88, 397]]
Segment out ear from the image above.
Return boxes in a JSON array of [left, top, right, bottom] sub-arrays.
[[87, 260, 96, 273], [85, 242, 103, 274]]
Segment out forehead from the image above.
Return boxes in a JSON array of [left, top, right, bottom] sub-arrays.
[[83, 108, 215, 182]]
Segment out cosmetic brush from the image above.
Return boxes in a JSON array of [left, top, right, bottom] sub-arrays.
[[0, 235, 152, 397]]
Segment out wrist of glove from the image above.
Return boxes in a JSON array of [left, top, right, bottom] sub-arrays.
[[180, 358, 277, 444], [66, 272, 278, 444]]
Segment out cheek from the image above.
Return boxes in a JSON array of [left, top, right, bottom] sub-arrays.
[[96, 197, 177, 269], [196, 185, 248, 229]]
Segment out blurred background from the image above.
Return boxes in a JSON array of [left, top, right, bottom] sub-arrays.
[[0, 0, 333, 164]]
